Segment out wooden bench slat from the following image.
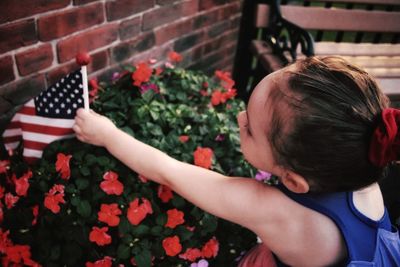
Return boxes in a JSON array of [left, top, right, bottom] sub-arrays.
[[376, 78, 400, 99], [312, 42, 400, 56], [341, 56, 400, 68], [305, 0, 400, 6], [365, 68, 400, 78], [280, 5, 400, 32]]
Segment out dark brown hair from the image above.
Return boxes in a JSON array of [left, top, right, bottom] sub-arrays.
[[268, 56, 389, 192]]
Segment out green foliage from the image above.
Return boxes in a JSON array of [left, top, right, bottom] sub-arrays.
[[1, 62, 258, 266]]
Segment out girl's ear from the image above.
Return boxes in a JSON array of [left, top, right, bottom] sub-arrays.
[[281, 171, 310, 193]]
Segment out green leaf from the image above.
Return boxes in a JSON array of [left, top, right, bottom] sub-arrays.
[[76, 200, 91, 218], [149, 109, 159, 120], [117, 244, 131, 260], [156, 213, 167, 226], [75, 178, 89, 190], [79, 166, 90, 176], [97, 156, 110, 166], [119, 217, 132, 234], [132, 225, 150, 236], [150, 225, 163, 236], [142, 90, 155, 103], [134, 249, 151, 267], [171, 196, 186, 208], [70, 196, 81, 207]]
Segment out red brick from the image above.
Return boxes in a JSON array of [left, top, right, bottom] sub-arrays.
[[193, 9, 219, 28], [57, 24, 119, 63], [16, 44, 53, 76], [143, 0, 198, 31], [46, 62, 77, 86], [38, 3, 105, 41], [154, 18, 194, 45], [1, 74, 46, 106], [0, 0, 70, 24], [219, 1, 241, 20], [0, 56, 15, 86], [199, 0, 226, 11], [111, 32, 155, 63], [207, 20, 230, 38], [88, 50, 109, 73], [156, 0, 176, 5], [119, 17, 142, 41], [173, 31, 205, 52], [106, 0, 155, 21], [0, 19, 37, 54], [73, 0, 98, 5]]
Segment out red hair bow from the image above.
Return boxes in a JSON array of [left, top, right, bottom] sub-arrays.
[[369, 108, 400, 167]]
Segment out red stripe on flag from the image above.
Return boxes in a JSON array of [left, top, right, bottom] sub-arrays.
[[18, 106, 36, 116], [23, 140, 48, 151], [3, 136, 22, 143], [24, 157, 38, 165], [21, 123, 75, 136], [6, 120, 21, 129]]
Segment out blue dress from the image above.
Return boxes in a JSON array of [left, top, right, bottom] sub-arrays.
[[276, 185, 400, 266]]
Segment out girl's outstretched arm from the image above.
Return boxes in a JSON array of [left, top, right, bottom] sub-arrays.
[[73, 108, 281, 233]]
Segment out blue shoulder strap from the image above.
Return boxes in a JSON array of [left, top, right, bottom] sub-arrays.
[[276, 184, 399, 264]]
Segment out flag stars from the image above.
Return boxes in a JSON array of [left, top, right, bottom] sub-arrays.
[[67, 109, 72, 114], [55, 109, 60, 114], [54, 98, 59, 103], [72, 103, 77, 108]]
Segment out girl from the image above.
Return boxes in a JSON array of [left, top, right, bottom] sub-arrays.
[[74, 56, 400, 266]]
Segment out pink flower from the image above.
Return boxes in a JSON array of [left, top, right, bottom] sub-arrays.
[[5, 193, 19, 209], [255, 170, 272, 182], [127, 198, 153, 225]]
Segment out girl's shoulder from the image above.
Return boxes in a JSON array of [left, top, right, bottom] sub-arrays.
[[253, 184, 347, 266]]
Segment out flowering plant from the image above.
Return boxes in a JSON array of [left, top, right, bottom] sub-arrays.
[[0, 52, 259, 266]]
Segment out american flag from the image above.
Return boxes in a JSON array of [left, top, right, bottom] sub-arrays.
[[2, 68, 86, 164]]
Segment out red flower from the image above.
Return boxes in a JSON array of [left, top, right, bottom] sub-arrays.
[[0, 186, 5, 199], [158, 184, 173, 203], [32, 205, 39, 226], [13, 171, 32, 197], [193, 147, 213, 169], [98, 203, 122, 227], [215, 70, 235, 90], [132, 62, 153, 87], [165, 209, 185, 229], [179, 248, 202, 262], [155, 67, 163, 76], [0, 229, 12, 253], [211, 90, 224, 106], [5, 193, 19, 209], [100, 171, 124, 196], [44, 184, 66, 214], [202, 237, 219, 258], [162, 236, 182, 256], [0, 206, 3, 224], [89, 227, 112, 246], [168, 51, 183, 63], [89, 79, 100, 101], [200, 90, 208, 96], [55, 153, 72, 180], [86, 256, 113, 267], [179, 135, 189, 143], [4, 245, 40, 266], [0, 160, 10, 174], [127, 198, 153, 225]]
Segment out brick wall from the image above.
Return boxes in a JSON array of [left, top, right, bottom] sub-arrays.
[[0, 0, 243, 129]]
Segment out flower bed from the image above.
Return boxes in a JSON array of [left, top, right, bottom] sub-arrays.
[[0, 53, 259, 266]]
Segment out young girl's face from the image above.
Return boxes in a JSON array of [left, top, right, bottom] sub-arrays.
[[237, 69, 286, 176]]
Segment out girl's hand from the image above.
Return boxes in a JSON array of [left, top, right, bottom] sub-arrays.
[[73, 108, 117, 147]]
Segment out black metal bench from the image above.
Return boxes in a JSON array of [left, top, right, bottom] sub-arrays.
[[233, 0, 400, 104]]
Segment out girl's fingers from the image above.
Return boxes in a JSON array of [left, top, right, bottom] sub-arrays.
[[73, 124, 82, 134], [75, 117, 84, 126]]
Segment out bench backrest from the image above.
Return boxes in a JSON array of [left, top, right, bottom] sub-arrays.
[[256, 0, 400, 44]]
